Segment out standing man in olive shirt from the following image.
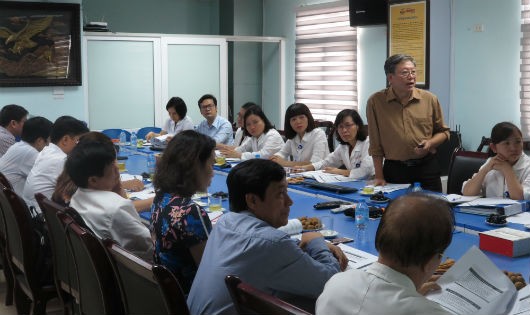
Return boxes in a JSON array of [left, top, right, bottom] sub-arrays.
[[366, 54, 449, 192]]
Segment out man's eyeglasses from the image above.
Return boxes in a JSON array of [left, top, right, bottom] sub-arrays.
[[201, 104, 215, 111], [397, 70, 417, 78]]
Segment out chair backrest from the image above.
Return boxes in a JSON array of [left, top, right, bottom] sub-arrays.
[[477, 136, 492, 153], [446, 149, 489, 194], [0, 171, 13, 190], [314, 120, 334, 152], [105, 241, 190, 315], [137, 127, 162, 139], [62, 213, 124, 315], [1, 187, 40, 293], [101, 129, 131, 141], [35, 193, 80, 302], [225, 275, 312, 315]]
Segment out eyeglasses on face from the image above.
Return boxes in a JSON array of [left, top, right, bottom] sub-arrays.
[[397, 70, 417, 78], [201, 104, 215, 111], [337, 123, 356, 131]]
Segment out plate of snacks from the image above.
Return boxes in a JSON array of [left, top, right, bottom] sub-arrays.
[[485, 213, 507, 226], [435, 258, 455, 275], [504, 271, 527, 290], [287, 176, 305, 185], [298, 216, 322, 231], [369, 191, 390, 203]]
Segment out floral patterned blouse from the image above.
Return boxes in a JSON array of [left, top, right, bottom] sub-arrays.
[[150, 192, 212, 292]]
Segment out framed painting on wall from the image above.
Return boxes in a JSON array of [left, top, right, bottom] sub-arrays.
[[0, 1, 81, 87]]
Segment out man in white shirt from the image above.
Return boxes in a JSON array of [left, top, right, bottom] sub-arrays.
[[23, 116, 89, 211], [0, 104, 28, 157], [66, 132, 153, 261], [195, 94, 234, 145], [0, 116, 53, 195], [316, 193, 454, 315]]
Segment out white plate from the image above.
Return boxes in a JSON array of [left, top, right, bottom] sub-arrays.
[[321, 229, 338, 239]]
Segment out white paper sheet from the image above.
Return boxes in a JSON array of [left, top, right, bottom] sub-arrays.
[[297, 170, 357, 183], [426, 246, 517, 315], [460, 197, 520, 207], [337, 243, 378, 269], [444, 194, 482, 204]]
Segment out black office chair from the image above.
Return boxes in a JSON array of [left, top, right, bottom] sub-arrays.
[[105, 240, 190, 315], [225, 275, 312, 315], [446, 149, 489, 194], [314, 120, 334, 152]]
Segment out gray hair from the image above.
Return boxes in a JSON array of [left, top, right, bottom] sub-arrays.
[[384, 54, 416, 75]]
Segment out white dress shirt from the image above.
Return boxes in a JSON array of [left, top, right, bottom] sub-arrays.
[[462, 153, 530, 199], [316, 262, 451, 315], [0, 141, 38, 196], [233, 127, 249, 147], [162, 116, 194, 135], [235, 129, 284, 160], [70, 188, 154, 261], [312, 138, 374, 179], [23, 143, 66, 211], [274, 128, 329, 163]]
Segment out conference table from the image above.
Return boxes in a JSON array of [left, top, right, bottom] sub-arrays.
[[120, 147, 530, 280]]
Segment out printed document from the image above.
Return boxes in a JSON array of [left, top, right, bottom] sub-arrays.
[[427, 246, 518, 315]]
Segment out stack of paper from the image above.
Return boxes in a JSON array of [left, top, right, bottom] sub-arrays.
[[427, 246, 529, 315]]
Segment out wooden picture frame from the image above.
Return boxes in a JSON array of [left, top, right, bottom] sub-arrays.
[[388, 0, 429, 88], [0, 1, 81, 87]]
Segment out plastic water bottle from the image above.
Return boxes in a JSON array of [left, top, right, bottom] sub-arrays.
[[130, 132, 137, 150], [147, 154, 156, 174], [411, 182, 423, 193], [119, 131, 126, 147], [355, 201, 369, 244]]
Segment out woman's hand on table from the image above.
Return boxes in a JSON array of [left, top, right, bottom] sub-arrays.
[[219, 148, 241, 158], [323, 167, 349, 177], [145, 132, 158, 141]]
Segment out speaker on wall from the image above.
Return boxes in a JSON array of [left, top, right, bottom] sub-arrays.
[[349, 0, 388, 27]]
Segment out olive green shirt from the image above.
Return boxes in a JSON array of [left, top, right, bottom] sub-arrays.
[[366, 87, 450, 161]]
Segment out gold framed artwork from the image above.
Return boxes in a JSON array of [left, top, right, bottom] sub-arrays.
[[388, 0, 429, 88], [0, 1, 81, 87]]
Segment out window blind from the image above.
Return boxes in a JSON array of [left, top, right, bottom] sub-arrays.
[[521, 0, 530, 137], [295, 2, 357, 122]]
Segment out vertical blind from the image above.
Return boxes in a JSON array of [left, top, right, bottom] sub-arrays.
[[295, 3, 357, 122], [521, 0, 530, 138]]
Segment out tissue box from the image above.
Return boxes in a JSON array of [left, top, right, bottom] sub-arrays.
[[479, 228, 530, 257]]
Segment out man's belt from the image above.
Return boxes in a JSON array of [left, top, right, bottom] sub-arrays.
[[386, 154, 434, 167]]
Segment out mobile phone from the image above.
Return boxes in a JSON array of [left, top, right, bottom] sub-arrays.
[[417, 144, 425, 148], [330, 237, 353, 245]]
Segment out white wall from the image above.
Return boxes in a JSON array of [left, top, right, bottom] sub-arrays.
[[453, 0, 520, 150]]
